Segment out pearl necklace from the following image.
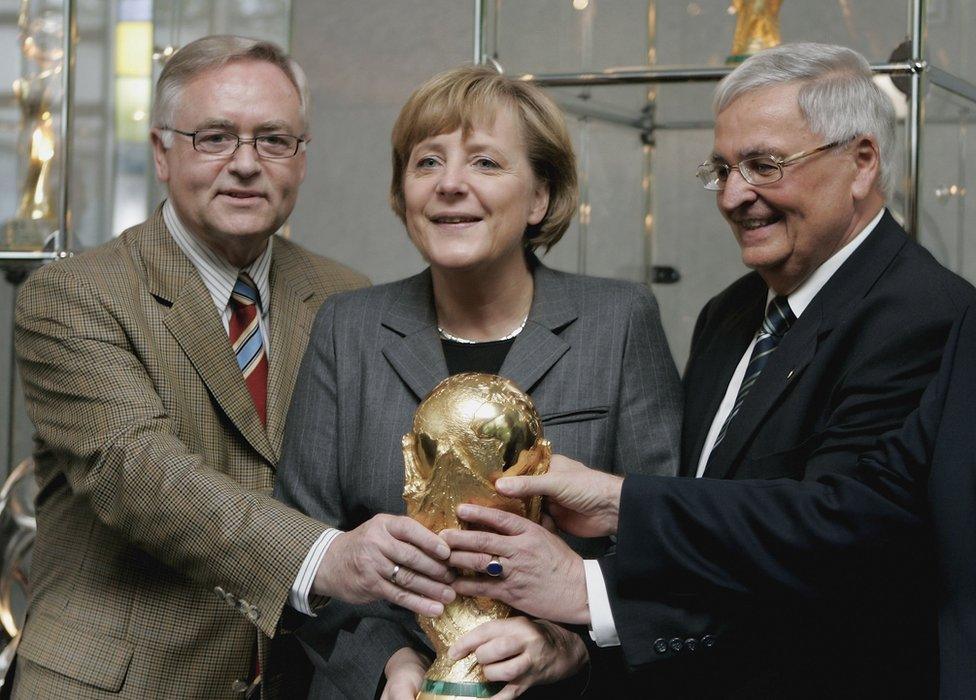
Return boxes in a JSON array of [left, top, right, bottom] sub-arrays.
[[437, 315, 529, 344]]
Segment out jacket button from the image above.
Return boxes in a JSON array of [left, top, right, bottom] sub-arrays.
[[669, 637, 683, 652], [224, 592, 236, 606], [702, 634, 716, 649], [214, 586, 226, 600], [231, 678, 249, 693], [653, 638, 668, 654], [684, 637, 698, 652], [248, 605, 261, 622]]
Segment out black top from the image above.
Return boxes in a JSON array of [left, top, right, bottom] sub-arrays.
[[441, 337, 516, 376]]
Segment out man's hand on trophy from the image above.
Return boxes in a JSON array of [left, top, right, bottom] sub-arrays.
[[448, 617, 588, 699], [313, 514, 456, 617], [380, 647, 430, 700], [495, 454, 623, 538], [442, 505, 590, 625]]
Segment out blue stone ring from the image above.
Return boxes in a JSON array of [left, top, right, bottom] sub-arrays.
[[485, 559, 504, 577]]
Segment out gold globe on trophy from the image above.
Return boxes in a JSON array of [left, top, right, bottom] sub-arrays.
[[402, 373, 550, 699], [727, 0, 783, 64]]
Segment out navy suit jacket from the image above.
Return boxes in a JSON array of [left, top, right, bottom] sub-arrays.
[[864, 306, 976, 699], [600, 211, 975, 698]]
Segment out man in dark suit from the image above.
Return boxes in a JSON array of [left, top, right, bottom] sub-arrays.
[[442, 42, 975, 698]]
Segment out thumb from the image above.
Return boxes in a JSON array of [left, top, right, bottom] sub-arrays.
[[497, 473, 553, 498]]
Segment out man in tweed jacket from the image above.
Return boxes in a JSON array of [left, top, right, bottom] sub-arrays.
[[9, 36, 408, 699]]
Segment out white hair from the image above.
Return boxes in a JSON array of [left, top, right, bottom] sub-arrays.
[[714, 42, 897, 196], [152, 35, 309, 147]]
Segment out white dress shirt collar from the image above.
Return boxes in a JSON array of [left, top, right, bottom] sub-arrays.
[[776, 206, 886, 318]]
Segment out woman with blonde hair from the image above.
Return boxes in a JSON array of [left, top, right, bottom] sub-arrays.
[[275, 65, 681, 698]]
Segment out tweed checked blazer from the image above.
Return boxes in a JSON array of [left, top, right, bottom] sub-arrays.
[[274, 261, 683, 699], [12, 209, 367, 699]]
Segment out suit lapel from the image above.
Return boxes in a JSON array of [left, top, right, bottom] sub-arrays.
[[702, 306, 820, 479], [381, 271, 450, 401], [265, 241, 318, 462], [702, 210, 909, 480], [682, 291, 763, 477], [379, 261, 576, 400], [140, 211, 276, 465], [498, 262, 575, 393]]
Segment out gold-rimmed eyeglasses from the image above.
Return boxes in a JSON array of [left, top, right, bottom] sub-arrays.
[[163, 128, 306, 159], [697, 137, 853, 191]]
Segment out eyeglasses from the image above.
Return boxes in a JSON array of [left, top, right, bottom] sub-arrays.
[[164, 128, 306, 159], [697, 138, 852, 191]]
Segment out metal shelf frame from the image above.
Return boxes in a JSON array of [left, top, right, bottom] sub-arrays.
[[474, 0, 976, 239]]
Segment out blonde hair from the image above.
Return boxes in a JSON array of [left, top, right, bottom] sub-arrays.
[[390, 66, 578, 252]]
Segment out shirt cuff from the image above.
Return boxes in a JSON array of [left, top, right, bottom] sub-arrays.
[[289, 527, 342, 616], [584, 559, 621, 647]]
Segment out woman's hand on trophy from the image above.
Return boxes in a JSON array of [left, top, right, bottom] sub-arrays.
[[380, 647, 430, 700], [442, 505, 590, 625], [495, 454, 623, 538], [313, 513, 456, 617], [448, 617, 588, 698]]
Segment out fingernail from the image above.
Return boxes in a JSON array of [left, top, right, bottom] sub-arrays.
[[496, 477, 512, 492], [428, 602, 444, 617], [442, 588, 455, 603], [448, 646, 461, 660], [457, 504, 473, 518], [436, 543, 450, 558]]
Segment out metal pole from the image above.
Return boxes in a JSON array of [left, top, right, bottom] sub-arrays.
[[521, 62, 917, 88], [905, 0, 926, 237], [473, 0, 487, 65], [57, 0, 77, 255], [5, 288, 15, 477], [642, 0, 657, 288]]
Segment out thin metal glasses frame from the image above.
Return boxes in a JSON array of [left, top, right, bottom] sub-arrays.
[[163, 128, 306, 158], [697, 139, 850, 191]]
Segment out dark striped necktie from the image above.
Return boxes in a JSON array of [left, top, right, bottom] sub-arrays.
[[229, 272, 268, 425], [711, 295, 796, 450]]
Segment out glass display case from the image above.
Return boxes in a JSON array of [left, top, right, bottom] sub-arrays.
[[475, 0, 976, 364], [0, 0, 293, 271]]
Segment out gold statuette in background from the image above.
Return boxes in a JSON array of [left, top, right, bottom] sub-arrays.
[[3, 2, 63, 252], [403, 373, 550, 699], [728, 0, 783, 64]]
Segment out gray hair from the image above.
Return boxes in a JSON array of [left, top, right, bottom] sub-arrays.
[[152, 35, 309, 147], [714, 42, 896, 197]]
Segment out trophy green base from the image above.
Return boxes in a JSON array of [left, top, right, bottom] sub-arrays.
[[417, 679, 505, 699], [2, 217, 57, 252]]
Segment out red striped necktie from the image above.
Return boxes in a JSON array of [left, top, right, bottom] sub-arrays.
[[229, 272, 268, 425]]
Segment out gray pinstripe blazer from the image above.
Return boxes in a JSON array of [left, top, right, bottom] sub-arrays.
[[274, 260, 682, 699], [12, 210, 367, 699]]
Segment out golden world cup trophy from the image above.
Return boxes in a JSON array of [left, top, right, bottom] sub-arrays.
[[3, 1, 64, 252], [403, 373, 550, 699], [727, 0, 783, 64]]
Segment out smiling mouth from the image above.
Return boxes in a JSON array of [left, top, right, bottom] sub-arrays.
[[429, 215, 482, 224], [221, 191, 263, 200], [735, 214, 783, 230]]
